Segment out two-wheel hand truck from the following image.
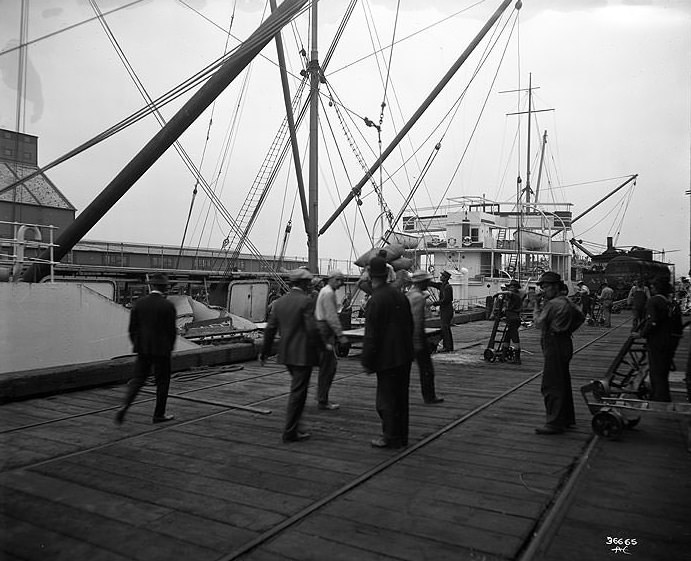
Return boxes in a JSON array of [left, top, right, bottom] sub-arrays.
[[580, 334, 690, 441]]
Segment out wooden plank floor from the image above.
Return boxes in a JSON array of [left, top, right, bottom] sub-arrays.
[[1, 315, 689, 561]]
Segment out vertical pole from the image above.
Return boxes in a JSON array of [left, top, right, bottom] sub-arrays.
[[269, 0, 310, 237], [525, 73, 532, 205], [307, 1, 319, 273]]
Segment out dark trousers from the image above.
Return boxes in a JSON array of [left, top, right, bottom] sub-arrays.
[[414, 349, 437, 402], [631, 308, 645, 331], [375, 364, 411, 446], [540, 335, 575, 429], [440, 307, 454, 351], [284, 365, 313, 438], [647, 338, 671, 402], [317, 323, 337, 404], [123, 354, 171, 418], [503, 318, 521, 348]]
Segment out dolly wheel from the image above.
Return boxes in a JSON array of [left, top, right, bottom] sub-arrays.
[[591, 409, 624, 440], [483, 349, 495, 362]]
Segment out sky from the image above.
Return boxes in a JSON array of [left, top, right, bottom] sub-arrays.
[[0, 0, 689, 277]]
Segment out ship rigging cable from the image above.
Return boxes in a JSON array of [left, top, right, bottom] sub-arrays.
[[0, 2, 313, 196]]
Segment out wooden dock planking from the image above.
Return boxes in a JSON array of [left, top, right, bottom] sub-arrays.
[[2, 317, 689, 561]]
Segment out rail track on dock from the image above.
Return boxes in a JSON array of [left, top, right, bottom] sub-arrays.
[[1, 321, 660, 561]]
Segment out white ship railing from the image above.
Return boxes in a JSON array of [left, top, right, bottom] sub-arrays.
[[0, 220, 59, 282]]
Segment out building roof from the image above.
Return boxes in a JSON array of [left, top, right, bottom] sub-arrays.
[[0, 162, 76, 211]]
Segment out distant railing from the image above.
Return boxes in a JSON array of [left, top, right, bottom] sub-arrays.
[[0, 220, 58, 282]]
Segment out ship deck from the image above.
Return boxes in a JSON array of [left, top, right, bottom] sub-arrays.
[[1, 316, 690, 561]]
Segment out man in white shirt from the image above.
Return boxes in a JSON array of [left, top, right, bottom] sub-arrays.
[[315, 269, 349, 410]]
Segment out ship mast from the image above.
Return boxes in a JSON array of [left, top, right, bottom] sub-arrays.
[[307, 1, 319, 273]]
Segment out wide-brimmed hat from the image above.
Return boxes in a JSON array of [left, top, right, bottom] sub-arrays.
[[149, 273, 170, 288], [289, 268, 313, 282], [369, 256, 389, 278], [537, 271, 561, 286], [411, 270, 432, 283]]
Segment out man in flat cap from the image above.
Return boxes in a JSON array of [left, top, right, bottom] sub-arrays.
[[533, 271, 584, 434], [492, 279, 524, 364], [116, 272, 177, 425], [261, 268, 320, 442], [407, 270, 444, 404], [314, 269, 349, 410], [431, 269, 454, 352], [362, 256, 414, 448]]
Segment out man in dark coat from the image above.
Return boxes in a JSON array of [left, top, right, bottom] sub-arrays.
[[534, 271, 584, 435], [641, 277, 673, 402], [261, 268, 320, 442], [116, 273, 178, 424], [433, 269, 454, 352], [362, 256, 414, 448]]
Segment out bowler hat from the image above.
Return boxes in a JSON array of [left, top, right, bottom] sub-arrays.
[[149, 273, 169, 288], [369, 256, 389, 278], [289, 268, 313, 282], [537, 271, 561, 286], [411, 270, 432, 283]]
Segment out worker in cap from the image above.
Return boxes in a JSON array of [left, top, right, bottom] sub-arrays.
[[430, 269, 454, 352], [576, 280, 593, 321], [261, 268, 320, 443], [533, 270, 585, 435], [598, 278, 614, 328], [407, 271, 444, 404], [492, 278, 524, 364], [361, 255, 414, 449], [116, 272, 177, 425], [314, 269, 349, 410]]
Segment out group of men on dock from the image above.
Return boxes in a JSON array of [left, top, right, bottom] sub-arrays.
[[113, 263, 686, 447], [260, 256, 445, 448]]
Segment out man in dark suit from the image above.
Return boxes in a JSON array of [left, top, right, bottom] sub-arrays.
[[362, 256, 414, 448], [261, 268, 320, 443], [432, 269, 454, 352], [115, 273, 178, 424]]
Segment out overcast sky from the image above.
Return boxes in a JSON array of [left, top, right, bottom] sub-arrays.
[[1, 0, 689, 276]]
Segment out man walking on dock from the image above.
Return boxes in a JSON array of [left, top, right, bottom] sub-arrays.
[[407, 270, 444, 404], [115, 273, 177, 425], [315, 269, 348, 410], [261, 268, 320, 443], [362, 256, 414, 448], [534, 271, 584, 435]]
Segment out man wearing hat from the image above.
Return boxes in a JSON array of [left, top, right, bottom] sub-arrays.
[[116, 273, 178, 425], [598, 280, 614, 328], [493, 279, 524, 364], [361, 256, 414, 448], [533, 271, 584, 435], [431, 269, 454, 352], [407, 270, 444, 404], [576, 281, 592, 323], [261, 268, 321, 442], [314, 269, 349, 410]]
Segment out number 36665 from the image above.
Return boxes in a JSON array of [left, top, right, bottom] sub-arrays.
[[606, 537, 637, 546]]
